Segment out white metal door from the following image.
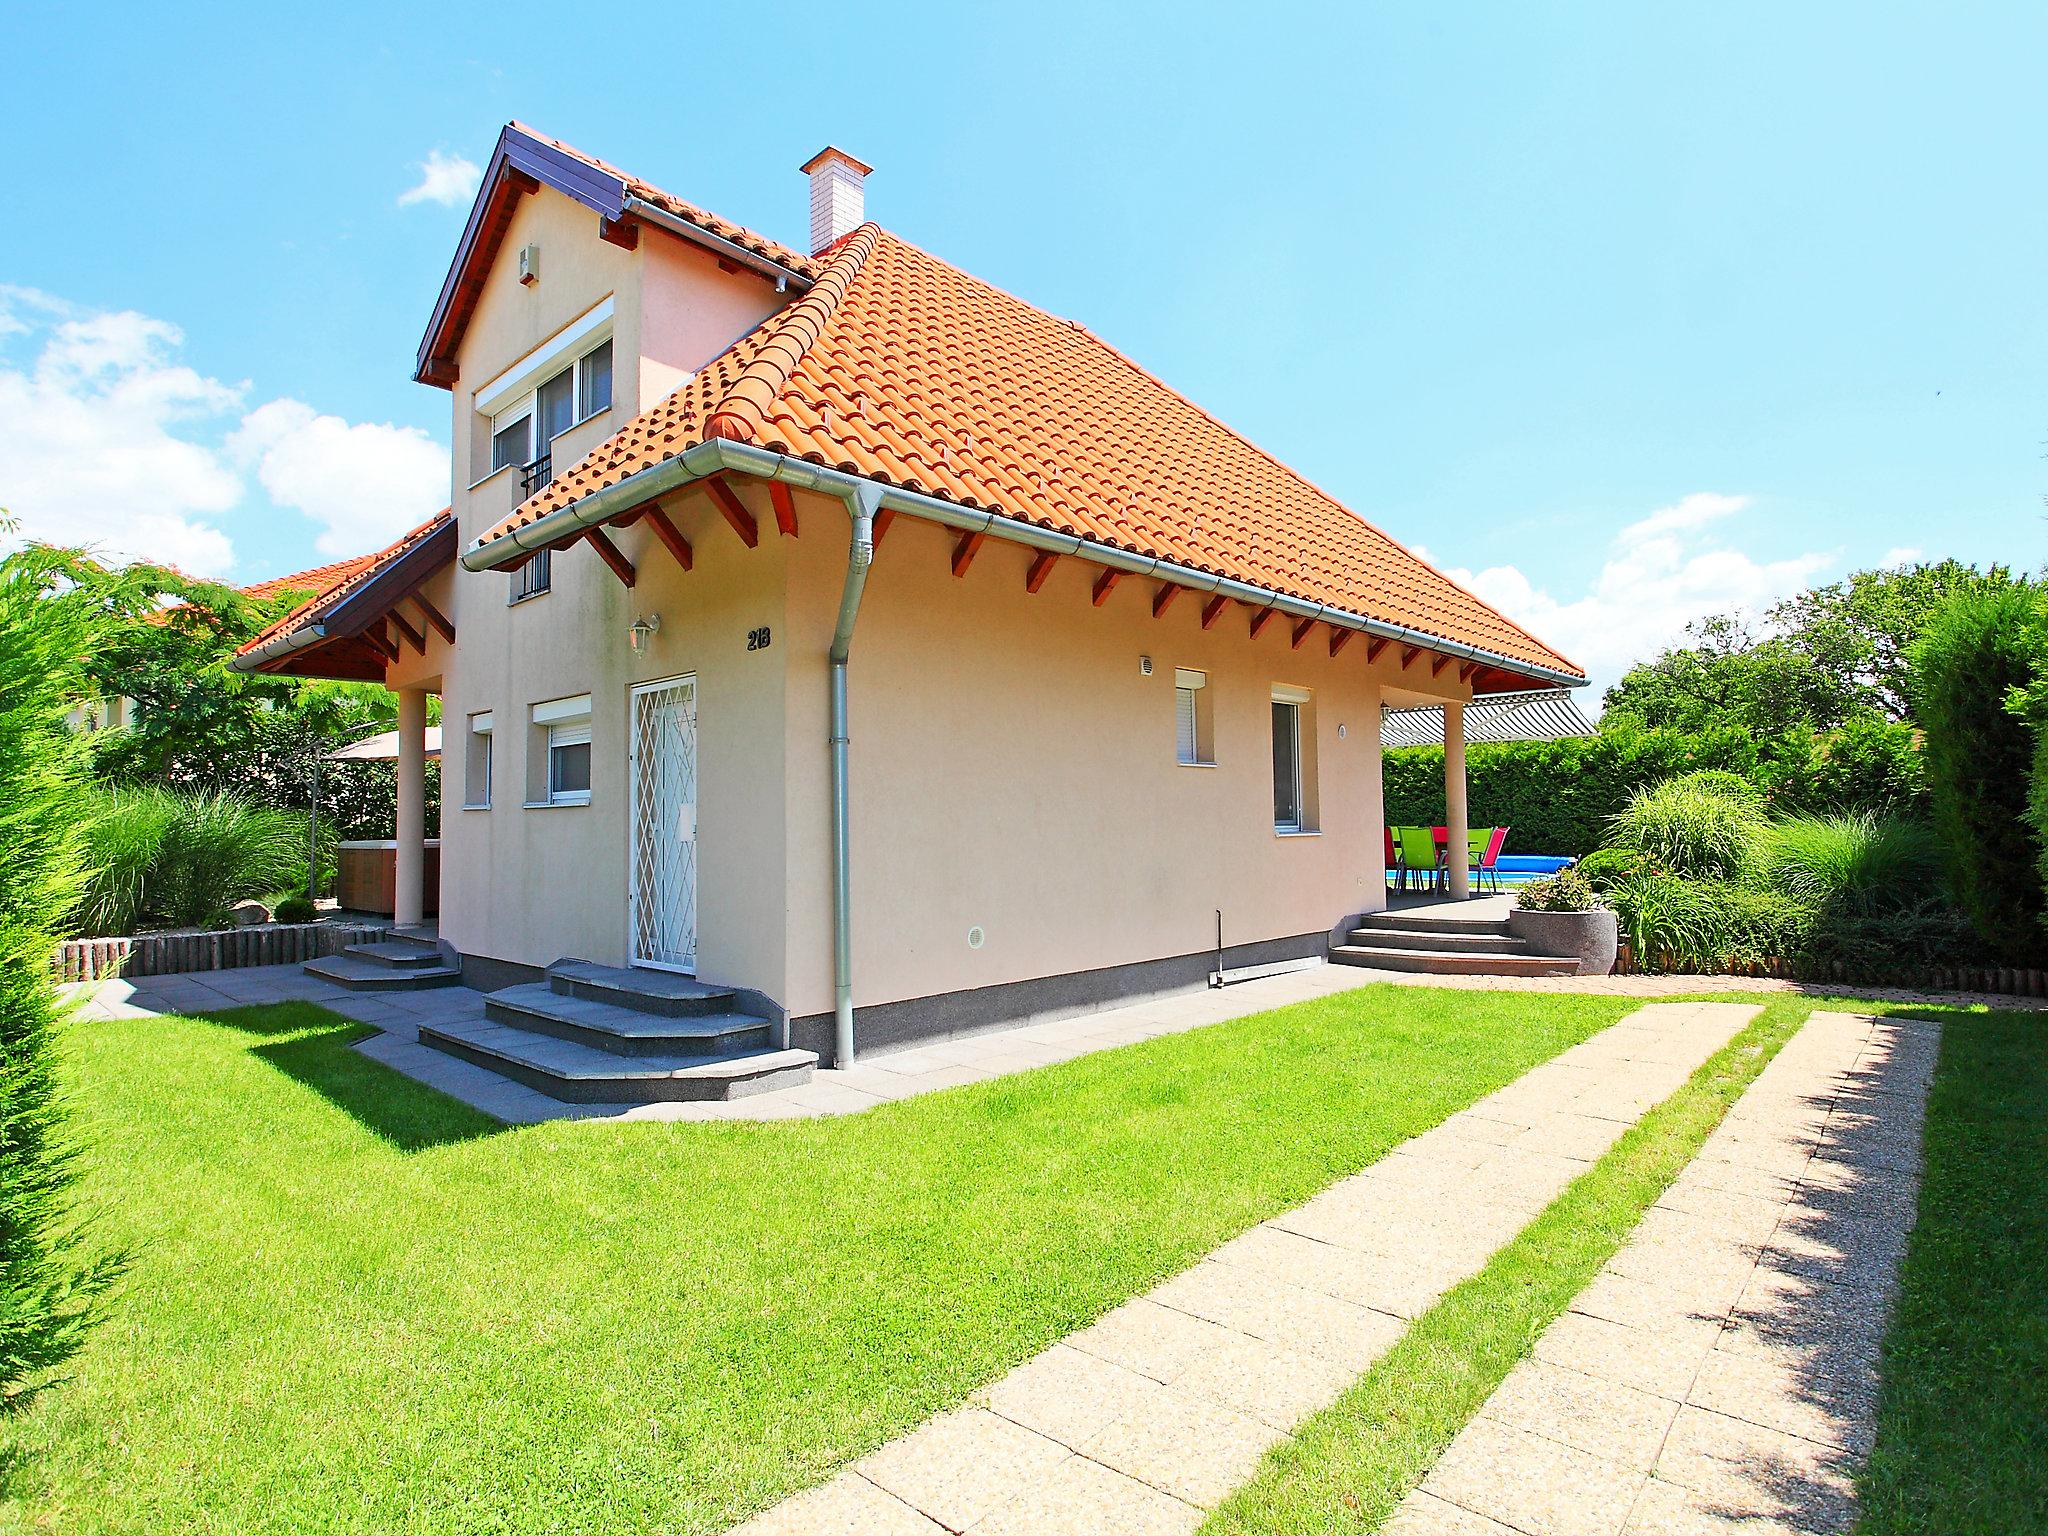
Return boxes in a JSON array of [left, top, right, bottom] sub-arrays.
[[628, 675, 697, 972]]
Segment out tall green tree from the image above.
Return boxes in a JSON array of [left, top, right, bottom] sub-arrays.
[[0, 542, 122, 1404], [1604, 559, 2023, 732]]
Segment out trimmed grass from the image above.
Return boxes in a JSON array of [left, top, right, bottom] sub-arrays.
[[1203, 995, 2014, 1536], [2, 986, 1633, 1535], [1857, 1006, 2048, 1533]]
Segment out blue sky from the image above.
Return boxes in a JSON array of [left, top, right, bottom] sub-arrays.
[[3, 2, 2042, 696]]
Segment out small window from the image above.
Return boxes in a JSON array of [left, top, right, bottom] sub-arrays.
[[578, 338, 613, 420], [464, 712, 493, 808], [509, 548, 551, 603], [1174, 668, 1214, 766], [491, 409, 532, 473], [1272, 699, 1303, 831], [547, 723, 592, 803]]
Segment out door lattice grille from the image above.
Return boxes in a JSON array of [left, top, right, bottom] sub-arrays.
[[630, 678, 697, 971]]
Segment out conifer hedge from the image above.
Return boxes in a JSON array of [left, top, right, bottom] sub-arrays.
[[1907, 583, 2046, 964]]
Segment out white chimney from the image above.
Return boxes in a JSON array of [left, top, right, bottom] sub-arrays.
[[801, 146, 873, 254]]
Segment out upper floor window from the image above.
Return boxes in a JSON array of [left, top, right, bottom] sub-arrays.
[[472, 298, 617, 492]]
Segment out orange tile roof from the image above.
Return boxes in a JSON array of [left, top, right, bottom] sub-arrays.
[[483, 227, 1582, 682], [507, 122, 820, 281], [237, 511, 453, 660], [238, 553, 382, 604]]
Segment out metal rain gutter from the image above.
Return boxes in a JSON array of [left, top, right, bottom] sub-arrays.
[[460, 440, 1587, 691], [826, 482, 880, 1065], [230, 618, 335, 673], [621, 198, 816, 293]]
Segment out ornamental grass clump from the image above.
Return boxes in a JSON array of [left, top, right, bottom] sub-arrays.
[[1604, 770, 1770, 882], [76, 786, 310, 934], [1757, 812, 1944, 911]]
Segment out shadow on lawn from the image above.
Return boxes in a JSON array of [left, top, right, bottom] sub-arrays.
[[199, 1004, 503, 1153]]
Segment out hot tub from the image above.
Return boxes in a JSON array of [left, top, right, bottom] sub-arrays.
[[334, 839, 440, 917]]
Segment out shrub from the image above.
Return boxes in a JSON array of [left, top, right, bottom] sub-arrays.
[[76, 787, 312, 934], [0, 547, 121, 1403], [271, 895, 317, 924], [1908, 583, 2047, 962], [1604, 771, 1769, 882], [1755, 813, 1944, 911], [1515, 867, 1601, 912], [1607, 874, 1812, 973]]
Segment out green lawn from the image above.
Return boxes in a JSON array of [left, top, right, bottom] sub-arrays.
[[1857, 1005, 2048, 1533], [2, 986, 1635, 1535]]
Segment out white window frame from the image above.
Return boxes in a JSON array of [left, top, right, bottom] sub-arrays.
[[470, 299, 617, 490], [1174, 667, 1214, 767], [1271, 686, 1310, 833], [463, 711, 494, 809], [528, 694, 593, 807]]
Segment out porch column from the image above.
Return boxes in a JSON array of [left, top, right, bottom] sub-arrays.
[[393, 686, 428, 929], [1444, 700, 1470, 899]]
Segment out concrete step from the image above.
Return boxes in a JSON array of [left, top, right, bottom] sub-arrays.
[[418, 1019, 816, 1104], [343, 939, 445, 968], [546, 959, 739, 1018], [485, 984, 773, 1057], [304, 953, 462, 991], [1349, 924, 1532, 954], [1365, 912, 1515, 937], [1329, 944, 1582, 978]]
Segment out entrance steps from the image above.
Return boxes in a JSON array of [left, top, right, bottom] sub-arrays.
[[303, 933, 462, 991], [418, 960, 816, 1103], [1329, 911, 1581, 978]]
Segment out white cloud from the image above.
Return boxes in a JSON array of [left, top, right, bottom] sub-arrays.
[[0, 288, 242, 574], [230, 400, 447, 556], [397, 150, 482, 208], [0, 290, 450, 577], [1879, 546, 1924, 568], [1421, 492, 1836, 708]]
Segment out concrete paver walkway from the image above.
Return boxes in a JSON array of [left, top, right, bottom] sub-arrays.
[[730, 1001, 1763, 1535], [1390, 1009, 1935, 1536]]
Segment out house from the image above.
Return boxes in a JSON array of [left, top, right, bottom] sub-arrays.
[[234, 123, 1584, 1082]]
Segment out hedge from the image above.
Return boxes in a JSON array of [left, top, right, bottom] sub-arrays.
[[1382, 720, 1926, 858], [1908, 584, 2045, 964]]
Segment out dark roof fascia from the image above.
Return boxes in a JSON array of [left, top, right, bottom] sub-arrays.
[[319, 517, 459, 638], [413, 124, 810, 388]]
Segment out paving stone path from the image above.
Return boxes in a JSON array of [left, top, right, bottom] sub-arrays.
[[730, 1001, 1763, 1535], [1390, 1009, 1935, 1536]]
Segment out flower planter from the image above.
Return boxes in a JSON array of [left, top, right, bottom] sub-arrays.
[[1508, 907, 1619, 976]]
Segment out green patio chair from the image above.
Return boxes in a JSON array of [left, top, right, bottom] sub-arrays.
[[1397, 824, 1442, 893]]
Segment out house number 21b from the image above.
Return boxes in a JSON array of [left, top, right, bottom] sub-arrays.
[[746, 626, 772, 652]]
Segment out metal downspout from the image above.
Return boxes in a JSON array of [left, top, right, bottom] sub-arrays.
[[829, 482, 881, 1065]]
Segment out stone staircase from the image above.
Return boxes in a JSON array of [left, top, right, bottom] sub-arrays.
[[417, 960, 816, 1104], [1330, 909, 1582, 978], [303, 933, 462, 991]]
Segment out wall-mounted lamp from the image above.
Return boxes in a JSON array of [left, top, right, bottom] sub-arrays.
[[628, 614, 662, 653]]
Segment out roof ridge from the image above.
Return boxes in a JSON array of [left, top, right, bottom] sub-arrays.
[[705, 224, 882, 443]]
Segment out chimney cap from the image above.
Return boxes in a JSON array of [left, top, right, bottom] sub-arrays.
[[800, 145, 874, 177]]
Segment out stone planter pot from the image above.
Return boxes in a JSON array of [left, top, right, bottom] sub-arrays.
[[1508, 907, 1620, 976]]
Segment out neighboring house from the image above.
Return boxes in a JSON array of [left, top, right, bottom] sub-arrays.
[[235, 123, 1585, 1065]]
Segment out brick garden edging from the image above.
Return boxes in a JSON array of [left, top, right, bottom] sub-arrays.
[[55, 922, 389, 983], [1614, 943, 2048, 998]]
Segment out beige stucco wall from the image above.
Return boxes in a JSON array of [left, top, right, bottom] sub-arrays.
[[430, 184, 791, 982], [773, 503, 1470, 1021]]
